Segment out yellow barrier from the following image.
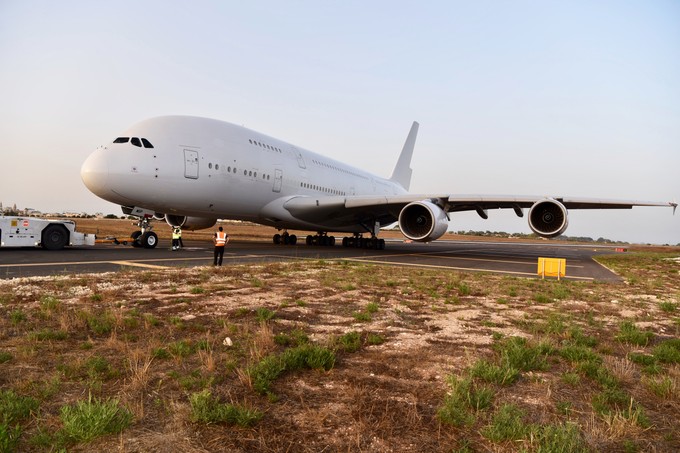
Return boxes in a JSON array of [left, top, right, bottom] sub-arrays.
[[537, 258, 566, 280]]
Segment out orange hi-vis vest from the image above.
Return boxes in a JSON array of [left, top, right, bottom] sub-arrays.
[[215, 231, 227, 246]]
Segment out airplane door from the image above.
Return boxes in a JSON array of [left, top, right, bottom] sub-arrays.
[[184, 149, 199, 179], [292, 147, 306, 169], [273, 169, 283, 193]]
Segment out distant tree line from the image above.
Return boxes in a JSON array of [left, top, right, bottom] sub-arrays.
[[453, 230, 630, 245]]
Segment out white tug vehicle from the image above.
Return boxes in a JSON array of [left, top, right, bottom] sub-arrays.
[[0, 216, 95, 250]]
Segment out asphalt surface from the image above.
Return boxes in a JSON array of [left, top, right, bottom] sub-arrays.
[[0, 239, 623, 281]]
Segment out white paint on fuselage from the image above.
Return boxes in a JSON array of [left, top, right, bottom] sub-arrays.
[[82, 116, 407, 229]]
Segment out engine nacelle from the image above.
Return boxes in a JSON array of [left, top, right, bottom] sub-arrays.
[[528, 199, 569, 238], [398, 201, 449, 242], [164, 214, 217, 231]]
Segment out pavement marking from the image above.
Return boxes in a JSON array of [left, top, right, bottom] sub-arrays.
[[110, 260, 171, 270]]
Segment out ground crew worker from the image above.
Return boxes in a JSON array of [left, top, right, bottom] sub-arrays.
[[213, 226, 229, 266], [172, 227, 182, 250]]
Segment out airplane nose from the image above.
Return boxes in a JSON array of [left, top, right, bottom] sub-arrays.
[[81, 148, 109, 196]]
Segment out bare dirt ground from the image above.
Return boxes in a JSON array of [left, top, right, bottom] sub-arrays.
[[1, 220, 679, 452]]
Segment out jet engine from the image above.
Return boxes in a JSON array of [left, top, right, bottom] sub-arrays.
[[528, 199, 569, 238], [398, 201, 449, 242], [164, 214, 217, 231]]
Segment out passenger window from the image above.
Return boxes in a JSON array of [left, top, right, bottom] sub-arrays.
[[141, 138, 154, 148], [113, 137, 129, 143], [131, 137, 142, 147], [215, 164, 219, 170], [209, 163, 213, 169]]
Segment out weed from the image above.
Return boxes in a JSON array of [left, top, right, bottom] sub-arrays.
[[533, 293, 553, 304], [251, 278, 265, 288], [495, 336, 551, 372], [652, 339, 680, 364], [0, 389, 39, 425], [168, 340, 194, 358], [366, 302, 379, 313], [143, 313, 160, 328], [643, 376, 676, 398], [0, 352, 12, 364], [534, 423, 586, 452], [0, 422, 22, 452], [337, 331, 361, 353], [250, 344, 335, 395], [152, 348, 171, 359], [256, 307, 275, 322], [60, 395, 132, 443], [469, 358, 519, 385], [10, 309, 26, 325], [561, 372, 581, 386], [189, 390, 262, 426], [90, 293, 103, 302], [366, 333, 385, 345], [169, 316, 183, 328], [616, 321, 654, 346], [659, 301, 678, 313], [40, 294, 61, 311], [190, 286, 205, 294], [295, 299, 306, 307], [29, 329, 68, 341], [482, 403, 531, 441], [352, 311, 371, 322], [85, 311, 115, 336]]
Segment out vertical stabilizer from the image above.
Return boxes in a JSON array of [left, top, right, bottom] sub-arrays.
[[389, 121, 419, 191]]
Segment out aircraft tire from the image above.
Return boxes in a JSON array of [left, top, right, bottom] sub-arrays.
[[306, 235, 314, 245], [289, 234, 297, 245], [329, 236, 336, 246], [141, 231, 158, 249], [273, 234, 281, 245]]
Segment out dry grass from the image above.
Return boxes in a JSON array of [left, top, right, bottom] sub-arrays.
[[0, 239, 679, 451]]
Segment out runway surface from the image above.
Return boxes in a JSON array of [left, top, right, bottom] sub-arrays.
[[0, 239, 623, 281]]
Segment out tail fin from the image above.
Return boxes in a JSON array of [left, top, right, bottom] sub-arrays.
[[389, 121, 419, 191]]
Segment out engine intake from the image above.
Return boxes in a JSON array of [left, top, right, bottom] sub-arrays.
[[398, 201, 449, 242], [528, 199, 569, 238], [164, 215, 217, 231]]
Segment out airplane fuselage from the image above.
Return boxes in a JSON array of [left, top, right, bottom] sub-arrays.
[[82, 116, 407, 232]]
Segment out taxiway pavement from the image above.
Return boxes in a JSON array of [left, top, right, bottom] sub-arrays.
[[0, 239, 623, 281]]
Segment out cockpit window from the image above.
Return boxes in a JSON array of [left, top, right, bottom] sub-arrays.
[[141, 138, 154, 148], [131, 137, 142, 147], [113, 137, 129, 143]]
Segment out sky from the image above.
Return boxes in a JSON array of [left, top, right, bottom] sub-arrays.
[[1, 1, 678, 244]]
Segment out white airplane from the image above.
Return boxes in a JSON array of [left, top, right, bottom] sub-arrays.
[[81, 116, 676, 249]]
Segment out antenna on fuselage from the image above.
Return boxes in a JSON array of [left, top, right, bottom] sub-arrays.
[[389, 121, 419, 191]]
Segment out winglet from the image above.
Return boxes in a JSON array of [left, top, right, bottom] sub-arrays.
[[389, 121, 419, 191], [672, 201, 677, 215]]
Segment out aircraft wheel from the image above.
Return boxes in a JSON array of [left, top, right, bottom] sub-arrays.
[[342, 237, 348, 247], [289, 234, 297, 245], [306, 235, 314, 245], [141, 231, 158, 249], [273, 234, 281, 245], [329, 236, 336, 246], [378, 239, 385, 250], [41, 224, 69, 250]]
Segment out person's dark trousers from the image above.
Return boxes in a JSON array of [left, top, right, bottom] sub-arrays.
[[214, 246, 225, 266]]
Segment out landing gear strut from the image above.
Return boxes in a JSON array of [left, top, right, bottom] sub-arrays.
[[130, 216, 158, 249]]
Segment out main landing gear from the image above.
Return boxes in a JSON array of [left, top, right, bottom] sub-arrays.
[[130, 217, 158, 249], [342, 233, 385, 250], [272, 230, 385, 250], [273, 231, 297, 245]]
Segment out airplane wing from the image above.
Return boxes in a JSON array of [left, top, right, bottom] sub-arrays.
[[279, 194, 676, 239]]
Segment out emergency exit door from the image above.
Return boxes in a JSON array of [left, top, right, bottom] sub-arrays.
[[273, 169, 282, 193], [184, 149, 199, 179]]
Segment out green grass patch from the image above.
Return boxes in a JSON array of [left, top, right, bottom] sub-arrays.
[[652, 339, 680, 364], [615, 321, 654, 346], [437, 376, 493, 427], [189, 390, 262, 426], [0, 389, 39, 425], [29, 329, 68, 341], [365, 302, 379, 313], [659, 301, 678, 313], [0, 351, 12, 364], [469, 358, 519, 385], [495, 336, 551, 372], [337, 331, 361, 353], [9, 309, 27, 325], [366, 333, 385, 345], [255, 307, 275, 322], [59, 395, 132, 443], [250, 344, 335, 395], [482, 403, 531, 441], [352, 311, 371, 322]]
